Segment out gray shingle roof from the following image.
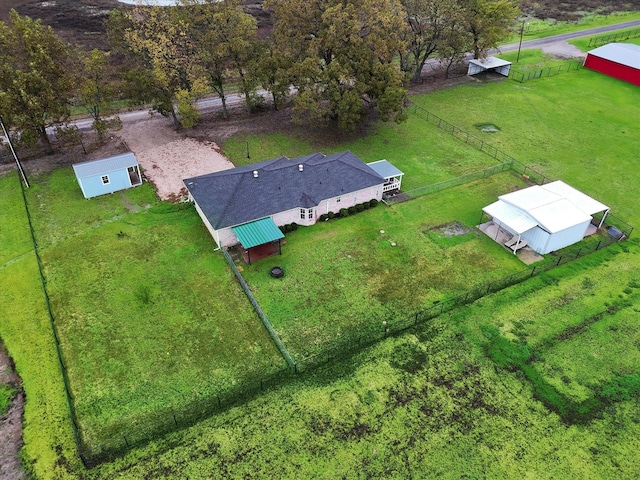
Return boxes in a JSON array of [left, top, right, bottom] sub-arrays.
[[72, 152, 138, 178], [183, 151, 385, 229]]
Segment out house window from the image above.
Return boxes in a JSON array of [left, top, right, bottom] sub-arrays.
[[300, 208, 314, 220], [336, 197, 341, 203], [101, 175, 110, 185]]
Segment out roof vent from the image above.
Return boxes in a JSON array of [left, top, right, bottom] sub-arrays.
[[298, 164, 304, 172], [253, 170, 259, 178]]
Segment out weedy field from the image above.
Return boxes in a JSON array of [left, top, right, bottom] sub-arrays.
[[1, 37, 640, 479]]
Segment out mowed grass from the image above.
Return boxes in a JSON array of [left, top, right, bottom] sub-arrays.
[[25, 168, 284, 449], [224, 114, 502, 191], [538, 304, 640, 402], [241, 172, 528, 360]]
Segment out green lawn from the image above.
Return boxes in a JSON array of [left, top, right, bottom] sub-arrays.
[[21, 169, 284, 456], [241, 173, 527, 360], [410, 66, 640, 225]]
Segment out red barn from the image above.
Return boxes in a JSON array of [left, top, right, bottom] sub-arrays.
[[583, 43, 640, 86]]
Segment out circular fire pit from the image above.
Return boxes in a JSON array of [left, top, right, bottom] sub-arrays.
[[269, 266, 285, 278]]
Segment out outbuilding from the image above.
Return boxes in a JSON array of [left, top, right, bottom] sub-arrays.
[[481, 181, 609, 255], [583, 43, 640, 86], [73, 153, 142, 199], [467, 57, 512, 77]]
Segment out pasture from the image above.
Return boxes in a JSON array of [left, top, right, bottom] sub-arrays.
[[1, 41, 640, 478]]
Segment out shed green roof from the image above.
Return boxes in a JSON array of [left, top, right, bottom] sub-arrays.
[[232, 218, 284, 249]]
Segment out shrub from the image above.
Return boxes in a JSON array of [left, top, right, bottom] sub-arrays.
[[339, 208, 349, 218], [369, 199, 378, 208], [290, 222, 298, 231], [279, 225, 287, 233], [348, 206, 356, 215], [363, 202, 370, 210], [319, 214, 328, 222], [355, 203, 365, 212], [328, 211, 335, 219]]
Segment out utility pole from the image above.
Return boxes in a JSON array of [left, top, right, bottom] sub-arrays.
[[516, 20, 525, 63], [0, 115, 30, 188]]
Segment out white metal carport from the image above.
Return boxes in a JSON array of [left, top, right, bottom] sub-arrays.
[[468, 57, 512, 77]]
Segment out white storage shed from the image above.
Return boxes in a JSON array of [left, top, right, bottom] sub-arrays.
[[482, 181, 609, 255]]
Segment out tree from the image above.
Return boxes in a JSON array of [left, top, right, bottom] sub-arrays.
[[399, 0, 460, 82], [253, 38, 294, 111], [186, 0, 259, 118], [459, 0, 520, 59], [107, 5, 200, 128], [76, 49, 122, 141], [0, 10, 75, 154], [268, 0, 407, 132]]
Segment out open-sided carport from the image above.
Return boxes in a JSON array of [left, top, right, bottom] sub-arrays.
[[467, 57, 512, 77]]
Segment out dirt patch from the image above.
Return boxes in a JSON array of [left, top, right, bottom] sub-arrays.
[[474, 123, 502, 133], [115, 116, 234, 201], [541, 41, 587, 60], [434, 221, 473, 237], [0, 342, 25, 480]]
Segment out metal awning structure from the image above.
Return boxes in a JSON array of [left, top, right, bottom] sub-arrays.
[[468, 57, 512, 77], [232, 217, 284, 249]]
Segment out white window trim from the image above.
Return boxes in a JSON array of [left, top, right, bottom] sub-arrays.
[[101, 175, 110, 185]]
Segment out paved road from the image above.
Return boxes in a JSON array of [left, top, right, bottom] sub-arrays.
[[498, 19, 640, 52]]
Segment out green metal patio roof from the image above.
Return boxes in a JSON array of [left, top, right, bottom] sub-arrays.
[[232, 217, 284, 249]]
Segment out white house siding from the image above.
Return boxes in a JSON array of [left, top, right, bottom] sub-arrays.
[[273, 207, 308, 227], [322, 184, 383, 215], [192, 200, 237, 248], [521, 228, 550, 255]]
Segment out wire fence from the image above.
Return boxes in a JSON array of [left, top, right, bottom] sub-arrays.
[[295, 216, 631, 373], [510, 61, 582, 83], [587, 27, 640, 47], [223, 249, 296, 372], [12, 173, 84, 465]]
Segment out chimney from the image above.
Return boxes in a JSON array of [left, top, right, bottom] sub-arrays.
[[253, 170, 259, 178], [298, 164, 304, 172]]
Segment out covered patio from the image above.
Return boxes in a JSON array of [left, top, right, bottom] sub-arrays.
[[232, 218, 285, 265], [477, 220, 544, 264]]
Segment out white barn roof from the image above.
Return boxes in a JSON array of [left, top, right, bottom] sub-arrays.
[[587, 43, 640, 70], [73, 153, 138, 179]]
